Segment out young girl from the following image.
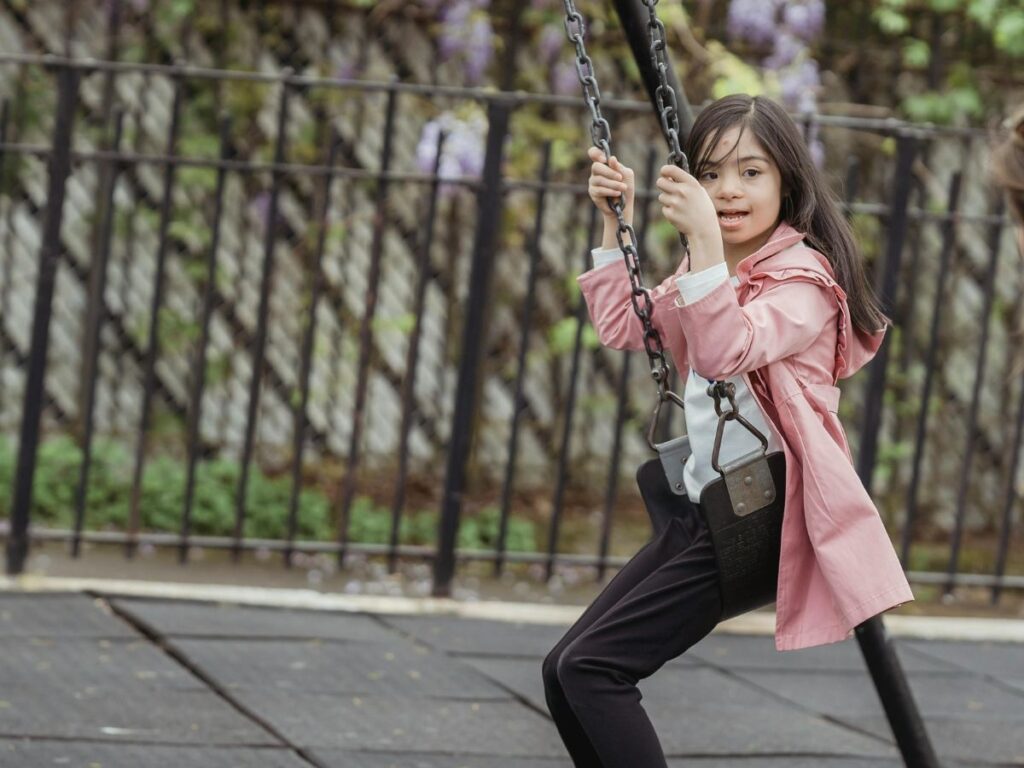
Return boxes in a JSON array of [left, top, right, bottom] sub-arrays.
[[992, 103, 1024, 252], [541, 94, 915, 767]]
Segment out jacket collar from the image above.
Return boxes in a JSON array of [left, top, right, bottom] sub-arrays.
[[733, 220, 886, 382], [734, 221, 809, 283]]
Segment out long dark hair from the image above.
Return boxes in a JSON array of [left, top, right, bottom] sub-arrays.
[[991, 104, 1024, 224], [684, 94, 890, 334]]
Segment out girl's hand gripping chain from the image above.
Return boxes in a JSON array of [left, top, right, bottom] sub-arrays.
[[656, 164, 724, 271], [587, 146, 636, 250]]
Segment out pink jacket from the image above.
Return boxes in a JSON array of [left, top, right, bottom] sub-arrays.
[[577, 221, 915, 651]]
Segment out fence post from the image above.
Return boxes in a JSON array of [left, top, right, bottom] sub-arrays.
[[5, 63, 79, 576], [852, 131, 940, 768], [432, 99, 511, 597], [233, 73, 292, 562]]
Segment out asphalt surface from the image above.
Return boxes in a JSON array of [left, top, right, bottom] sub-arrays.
[[0, 592, 1021, 767]]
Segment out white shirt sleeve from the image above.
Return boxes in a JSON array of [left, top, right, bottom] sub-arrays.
[[674, 261, 729, 305], [590, 247, 622, 269]]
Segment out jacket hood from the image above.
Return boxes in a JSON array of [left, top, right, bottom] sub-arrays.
[[735, 221, 887, 382]]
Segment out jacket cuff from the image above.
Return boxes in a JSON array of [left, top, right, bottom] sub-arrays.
[[674, 261, 728, 305], [590, 247, 622, 270]]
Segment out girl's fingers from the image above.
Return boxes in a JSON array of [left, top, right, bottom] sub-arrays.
[[591, 164, 624, 181], [591, 180, 628, 196]]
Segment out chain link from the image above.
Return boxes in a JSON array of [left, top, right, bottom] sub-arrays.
[[562, 0, 669, 390], [640, 0, 691, 257]]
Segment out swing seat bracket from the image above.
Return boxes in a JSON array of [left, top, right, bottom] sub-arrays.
[[655, 434, 692, 496], [720, 450, 778, 517]]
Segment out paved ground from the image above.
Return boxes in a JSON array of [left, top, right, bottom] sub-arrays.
[[0, 592, 1021, 767]]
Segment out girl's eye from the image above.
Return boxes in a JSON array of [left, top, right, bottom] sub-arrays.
[[743, 168, 761, 178], [700, 172, 717, 182]]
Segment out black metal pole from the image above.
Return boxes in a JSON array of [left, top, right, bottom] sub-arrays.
[[900, 171, 962, 566], [388, 127, 445, 575], [6, 64, 79, 575], [284, 125, 338, 569], [233, 75, 292, 562], [181, 115, 232, 565], [857, 133, 916, 492], [853, 133, 939, 768], [0, 99, 9, 417], [854, 618, 938, 767], [992, 336, 1024, 605], [125, 74, 183, 559], [610, 0, 694, 141], [432, 99, 511, 597], [335, 85, 399, 568], [495, 141, 552, 578], [545, 203, 598, 582], [71, 109, 124, 558], [943, 193, 1004, 596]]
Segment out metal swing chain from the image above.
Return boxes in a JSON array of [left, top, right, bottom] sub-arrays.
[[561, 0, 670, 398], [562, 0, 735, 437], [642, 0, 685, 170], [639, 0, 733, 410]]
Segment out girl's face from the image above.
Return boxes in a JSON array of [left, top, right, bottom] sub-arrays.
[[696, 126, 784, 253]]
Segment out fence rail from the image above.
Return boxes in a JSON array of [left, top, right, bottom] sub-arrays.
[[0, 55, 1021, 605]]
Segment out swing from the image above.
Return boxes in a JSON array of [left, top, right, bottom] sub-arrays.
[[562, 0, 785, 621]]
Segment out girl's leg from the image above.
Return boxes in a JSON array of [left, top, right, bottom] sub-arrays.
[[541, 502, 709, 767], [555, 515, 722, 768]]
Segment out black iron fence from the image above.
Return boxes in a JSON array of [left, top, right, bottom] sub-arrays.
[[0, 54, 1021, 603]]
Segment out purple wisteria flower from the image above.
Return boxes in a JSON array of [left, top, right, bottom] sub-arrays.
[[551, 59, 580, 96], [538, 24, 565, 63], [105, 0, 150, 14], [416, 111, 487, 196], [464, 15, 495, 85], [436, 0, 494, 85], [779, 59, 819, 114], [334, 56, 362, 80], [726, 0, 782, 47], [763, 31, 803, 71], [439, 1, 475, 59], [248, 191, 271, 226], [727, 0, 827, 167], [809, 137, 825, 168], [783, 0, 825, 42]]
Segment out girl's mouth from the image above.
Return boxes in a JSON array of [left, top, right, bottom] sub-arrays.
[[718, 210, 748, 229]]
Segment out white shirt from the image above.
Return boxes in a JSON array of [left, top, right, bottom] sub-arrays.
[[589, 248, 783, 504]]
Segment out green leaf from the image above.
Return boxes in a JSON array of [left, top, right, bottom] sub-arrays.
[[994, 10, 1024, 56], [966, 0, 1001, 27], [169, 0, 195, 21], [707, 42, 765, 99], [548, 317, 582, 355], [873, 8, 911, 35], [902, 38, 931, 69]]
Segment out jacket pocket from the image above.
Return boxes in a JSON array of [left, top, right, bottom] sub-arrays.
[[803, 382, 840, 414]]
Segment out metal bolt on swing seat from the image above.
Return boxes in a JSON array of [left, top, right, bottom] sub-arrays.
[[744, 475, 753, 485]]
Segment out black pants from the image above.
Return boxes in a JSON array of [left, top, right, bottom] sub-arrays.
[[541, 494, 723, 768]]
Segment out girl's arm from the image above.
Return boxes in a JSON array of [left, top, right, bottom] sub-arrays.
[[577, 251, 691, 353], [673, 274, 838, 380]]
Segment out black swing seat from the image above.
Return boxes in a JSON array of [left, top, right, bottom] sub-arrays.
[[636, 451, 786, 622]]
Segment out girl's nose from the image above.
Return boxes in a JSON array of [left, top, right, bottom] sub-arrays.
[[717, 183, 742, 200]]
